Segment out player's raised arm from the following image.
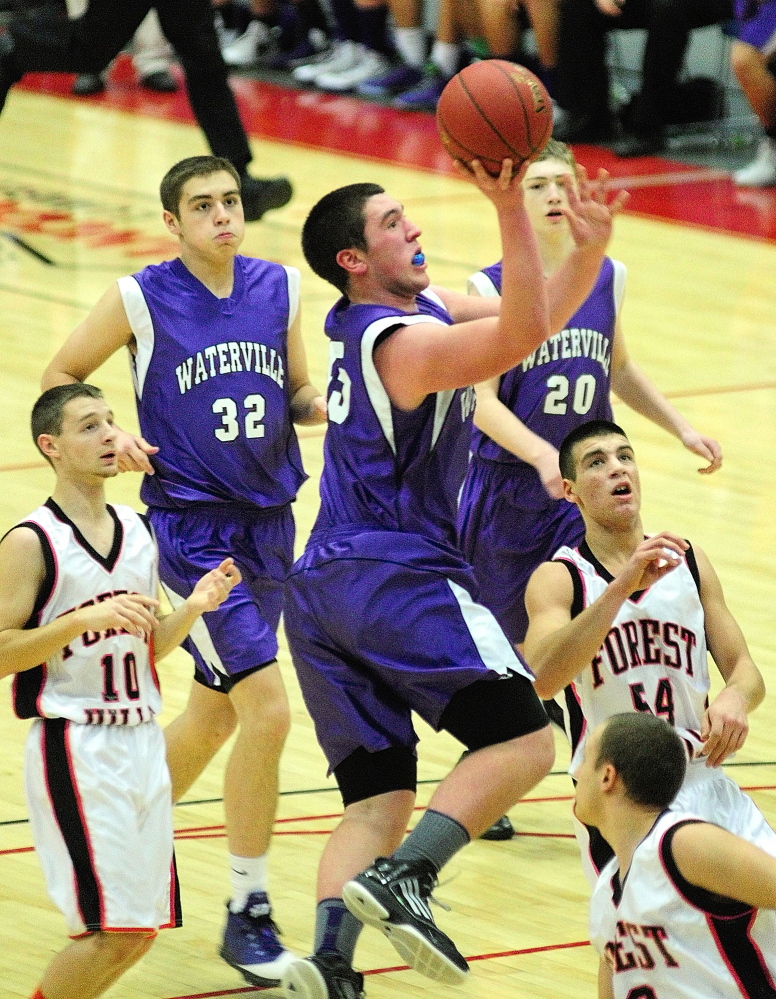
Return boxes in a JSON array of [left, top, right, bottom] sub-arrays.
[[0, 527, 159, 678], [375, 159, 550, 409], [694, 544, 764, 767], [544, 166, 628, 333], [524, 533, 688, 698]]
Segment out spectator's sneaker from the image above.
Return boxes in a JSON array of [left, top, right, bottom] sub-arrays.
[[392, 64, 447, 112], [357, 62, 423, 97], [479, 815, 515, 840], [222, 19, 270, 67], [139, 70, 178, 93], [240, 175, 293, 222], [316, 47, 390, 93], [292, 40, 359, 84], [220, 892, 297, 986], [343, 856, 469, 984], [71, 72, 104, 96], [282, 953, 365, 999], [734, 137, 776, 187]]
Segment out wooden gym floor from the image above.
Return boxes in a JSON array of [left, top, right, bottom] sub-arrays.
[[0, 65, 775, 999]]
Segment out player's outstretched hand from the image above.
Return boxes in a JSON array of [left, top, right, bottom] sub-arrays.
[[562, 166, 629, 255], [680, 429, 723, 474], [614, 531, 687, 594], [700, 687, 749, 767], [79, 592, 160, 640], [115, 428, 160, 475], [454, 157, 528, 210], [188, 558, 242, 615]]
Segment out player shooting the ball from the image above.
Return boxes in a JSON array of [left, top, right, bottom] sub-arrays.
[[278, 156, 628, 999]]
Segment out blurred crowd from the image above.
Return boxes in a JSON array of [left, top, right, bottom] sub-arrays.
[[4, 0, 776, 184]]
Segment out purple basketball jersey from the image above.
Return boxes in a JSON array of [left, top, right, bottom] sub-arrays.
[[469, 256, 622, 504], [312, 290, 474, 549], [119, 256, 306, 509]]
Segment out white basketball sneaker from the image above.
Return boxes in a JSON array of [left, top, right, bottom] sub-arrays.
[[292, 40, 360, 84], [734, 137, 776, 187], [316, 47, 391, 92]]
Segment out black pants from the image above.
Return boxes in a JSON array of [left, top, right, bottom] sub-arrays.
[[555, 0, 733, 133], [7, 0, 253, 172]]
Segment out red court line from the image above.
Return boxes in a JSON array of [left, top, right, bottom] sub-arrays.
[[15, 59, 776, 241], [162, 940, 592, 998], [0, 845, 34, 856]]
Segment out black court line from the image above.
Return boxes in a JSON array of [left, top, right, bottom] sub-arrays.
[[1, 231, 56, 265]]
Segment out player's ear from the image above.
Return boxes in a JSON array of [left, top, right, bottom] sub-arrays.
[[163, 210, 182, 236], [37, 434, 58, 461], [336, 247, 367, 277], [600, 762, 617, 793], [562, 477, 579, 505]]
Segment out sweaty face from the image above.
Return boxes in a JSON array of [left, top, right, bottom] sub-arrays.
[[522, 157, 577, 236], [360, 193, 428, 299], [567, 434, 641, 523], [51, 397, 119, 479], [166, 170, 245, 255]]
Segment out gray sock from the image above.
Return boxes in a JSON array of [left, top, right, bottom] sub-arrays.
[[392, 808, 470, 873], [314, 897, 362, 962]]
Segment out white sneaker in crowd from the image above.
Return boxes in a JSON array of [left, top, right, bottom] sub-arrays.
[[734, 137, 776, 187], [222, 20, 271, 67], [316, 47, 391, 92], [292, 40, 360, 83]]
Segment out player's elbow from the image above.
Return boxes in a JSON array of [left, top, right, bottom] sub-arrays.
[[41, 365, 81, 392], [531, 665, 561, 701]]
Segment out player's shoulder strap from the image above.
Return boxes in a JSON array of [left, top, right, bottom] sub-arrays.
[[552, 557, 585, 618], [683, 540, 701, 595]]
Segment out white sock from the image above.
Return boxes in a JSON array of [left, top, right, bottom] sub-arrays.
[[229, 854, 268, 913], [430, 40, 459, 79], [394, 26, 426, 68]]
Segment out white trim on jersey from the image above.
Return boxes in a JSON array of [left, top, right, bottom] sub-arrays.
[[611, 259, 627, 315], [446, 578, 532, 680], [466, 271, 500, 297], [118, 275, 156, 399], [360, 311, 448, 456], [282, 265, 301, 328], [160, 580, 228, 688], [432, 391, 455, 449]]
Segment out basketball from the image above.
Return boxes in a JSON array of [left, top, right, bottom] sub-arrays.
[[436, 60, 553, 176]]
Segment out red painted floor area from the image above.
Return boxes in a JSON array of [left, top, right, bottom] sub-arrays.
[[18, 58, 776, 242]]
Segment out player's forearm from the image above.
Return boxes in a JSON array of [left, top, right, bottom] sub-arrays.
[[528, 580, 632, 697], [611, 359, 693, 439], [473, 395, 552, 465], [497, 204, 550, 362], [154, 600, 205, 662], [546, 246, 605, 335], [722, 658, 765, 714], [0, 610, 101, 678]]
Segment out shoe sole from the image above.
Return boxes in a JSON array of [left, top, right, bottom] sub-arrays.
[[242, 179, 293, 222], [219, 944, 284, 987], [282, 960, 330, 999], [342, 881, 468, 985]]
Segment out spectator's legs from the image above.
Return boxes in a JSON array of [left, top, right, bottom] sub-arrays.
[[732, 38, 776, 185], [553, 0, 613, 138]]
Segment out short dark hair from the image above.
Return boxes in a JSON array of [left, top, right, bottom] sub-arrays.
[[302, 183, 385, 294], [595, 713, 686, 809], [160, 156, 241, 216], [32, 384, 104, 462], [558, 419, 629, 480]]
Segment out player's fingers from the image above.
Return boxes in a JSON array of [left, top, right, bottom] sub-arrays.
[[498, 158, 515, 186], [608, 189, 631, 215]]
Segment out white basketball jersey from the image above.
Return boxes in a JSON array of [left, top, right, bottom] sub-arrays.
[[12, 500, 162, 725], [590, 810, 776, 998], [554, 540, 709, 773]]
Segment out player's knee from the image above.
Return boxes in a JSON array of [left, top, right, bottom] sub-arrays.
[[90, 930, 155, 968], [440, 675, 550, 751], [730, 41, 760, 83]]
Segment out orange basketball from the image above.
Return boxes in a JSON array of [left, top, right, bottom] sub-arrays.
[[436, 60, 553, 176]]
